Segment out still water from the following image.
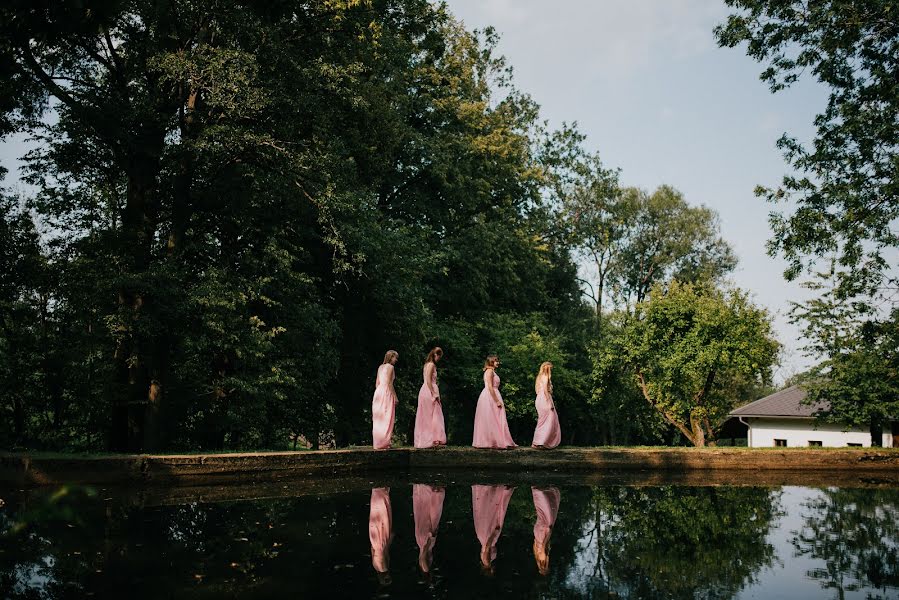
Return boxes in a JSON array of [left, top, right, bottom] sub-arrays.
[[1, 477, 897, 599]]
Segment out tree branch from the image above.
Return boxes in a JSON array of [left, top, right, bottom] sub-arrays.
[[20, 45, 81, 110], [637, 370, 695, 443]]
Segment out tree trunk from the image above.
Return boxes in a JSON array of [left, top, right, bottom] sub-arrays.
[[111, 148, 164, 452], [690, 417, 706, 447]]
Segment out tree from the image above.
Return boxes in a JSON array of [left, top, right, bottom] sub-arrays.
[[0, 194, 48, 447], [598, 282, 779, 447], [564, 181, 737, 322], [792, 488, 899, 597], [792, 273, 899, 445], [715, 0, 899, 303], [0, 1, 595, 451], [585, 486, 781, 599]]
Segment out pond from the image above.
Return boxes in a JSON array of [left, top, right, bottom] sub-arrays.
[[1, 476, 898, 599]]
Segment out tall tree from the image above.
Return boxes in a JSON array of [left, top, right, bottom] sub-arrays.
[[563, 179, 737, 320], [0, 0, 592, 451], [596, 282, 779, 447], [715, 0, 899, 303], [792, 268, 899, 445]]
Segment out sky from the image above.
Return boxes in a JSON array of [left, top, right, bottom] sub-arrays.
[[0, 1, 828, 382], [444, 0, 829, 382]]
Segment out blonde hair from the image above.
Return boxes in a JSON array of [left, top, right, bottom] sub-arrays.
[[483, 354, 499, 370], [425, 347, 443, 364], [382, 350, 399, 365], [535, 361, 553, 394]]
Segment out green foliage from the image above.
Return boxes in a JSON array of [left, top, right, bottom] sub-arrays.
[[715, 0, 899, 302], [792, 488, 899, 595], [563, 174, 737, 315], [597, 282, 779, 447], [0, 0, 591, 451], [591, 486, 781, 598], [790, 268, 899, 441]]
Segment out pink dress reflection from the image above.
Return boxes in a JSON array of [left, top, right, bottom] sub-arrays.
[[372, 364, 397, 449], [532, 376, 561, 448], [413, 483, 446, 573], [369, 487, 393, 583], [414, 364, 446, 448], [472, 370, 517, 448], [472, 484, 516, 571], [532, 486, 561, 576]]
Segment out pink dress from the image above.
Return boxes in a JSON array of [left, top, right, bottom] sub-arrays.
[[532, 486, 561, 549], [369, 487, 393, 574], [532, 486, 560, 575], [372, 364, 397, 449], [413, 483, 445, 573], [414, 363, 446, 448], [532, 377, 561, 448], [472, 369, 517, 448], [472, 484, 515, 566]]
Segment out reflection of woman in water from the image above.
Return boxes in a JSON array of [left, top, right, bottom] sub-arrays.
[[532, 486, 561, 576], [369, 487, 393, 585], [413, 483, 446, 576], [472, 484, 516, 574]]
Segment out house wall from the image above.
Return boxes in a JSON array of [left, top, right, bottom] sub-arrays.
[[746, 417, 894, 448]]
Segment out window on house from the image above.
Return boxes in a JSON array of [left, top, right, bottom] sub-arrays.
[[808, 440, 822, 447], [774, 439, 787, 447], [847, 443, 862, 447]]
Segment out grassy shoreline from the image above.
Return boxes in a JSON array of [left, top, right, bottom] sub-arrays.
[[2, 446, 898, 489]]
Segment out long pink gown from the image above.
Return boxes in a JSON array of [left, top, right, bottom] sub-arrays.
[[472, 369, 517, 448], [532, 377, 561, 448], [414, 363, 446, 448], [472, 484, 516, 567], [413, 483, 446, 573], [369, 487, 393, 575], [532, 486, 561, 563], [372, 363, 397, 449]]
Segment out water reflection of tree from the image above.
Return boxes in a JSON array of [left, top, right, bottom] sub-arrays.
[[791, 488, 899, 600], [562, 486, 781, 599]]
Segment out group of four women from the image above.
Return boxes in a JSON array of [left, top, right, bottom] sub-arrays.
[[369, 483, 560, 582], [371, 347, 562, 450]]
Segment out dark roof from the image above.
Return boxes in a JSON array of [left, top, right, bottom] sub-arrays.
[[729, 385, 828, 418]]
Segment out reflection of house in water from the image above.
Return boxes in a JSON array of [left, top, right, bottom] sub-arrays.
[[723, 385, 897, 448]]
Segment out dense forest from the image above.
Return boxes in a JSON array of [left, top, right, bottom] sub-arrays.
[[1, 0, 894, 452]]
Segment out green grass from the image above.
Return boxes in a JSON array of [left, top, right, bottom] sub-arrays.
[[3, 445, 897, 458]]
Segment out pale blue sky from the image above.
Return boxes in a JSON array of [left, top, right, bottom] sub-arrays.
[[445, 0, 828, 380], [0, 1, 827, 381]]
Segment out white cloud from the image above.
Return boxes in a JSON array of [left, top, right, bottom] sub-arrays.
[[449, 0, 729, 84]]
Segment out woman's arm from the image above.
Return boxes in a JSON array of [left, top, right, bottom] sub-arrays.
[[388, 365, 397, 404], [426, 363, 439, 402], [488, 370, 502, 408]]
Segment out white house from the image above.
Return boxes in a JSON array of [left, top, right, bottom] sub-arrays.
[[729, 385, 896, 448]]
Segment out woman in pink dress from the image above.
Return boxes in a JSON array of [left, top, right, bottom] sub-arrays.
[[412, 483, 446, 575], [414, 347, 446, 448], [369, 487, 393, 585], [472, 484, 516, 573], [472, 355, 517, 449], [532, 486, 561, 576], [532, 361, 561, 449], [372, 350, 399, 449]]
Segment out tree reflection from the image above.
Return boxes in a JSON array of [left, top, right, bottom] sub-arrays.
[[791, 488, 899, 599], [562, 486, 781, 599]]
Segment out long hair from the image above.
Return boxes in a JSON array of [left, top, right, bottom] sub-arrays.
[[535, 361, 553, 394], [382, 350, 399, 365], [483, 354, 499, 370], [425, 346, 443, 364]]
